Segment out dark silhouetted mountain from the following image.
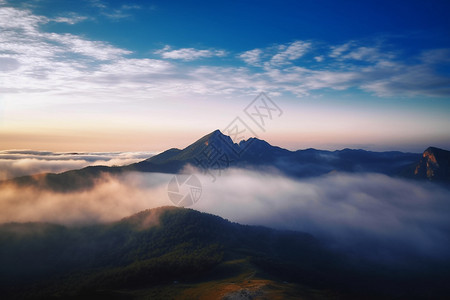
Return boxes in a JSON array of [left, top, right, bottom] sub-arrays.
[[1, 165, 125, 192], [127, 129, 238, 173], [403, 147, 450, 182], [0, 130, 426, 191], [129, 129, 420, 177]]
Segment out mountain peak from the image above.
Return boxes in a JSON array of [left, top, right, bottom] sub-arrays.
[[413, 147, 450, 181], [204, 129, 228, 143], [195, 129, 235, 147], [423, 146, 448, 156], [210, 129, 223, 136]]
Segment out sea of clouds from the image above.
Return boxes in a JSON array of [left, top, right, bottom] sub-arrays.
[[1, 161, 449, 263], [0, 150, 154, 180]]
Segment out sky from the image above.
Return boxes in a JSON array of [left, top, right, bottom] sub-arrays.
[[0, 0, 449, 152]]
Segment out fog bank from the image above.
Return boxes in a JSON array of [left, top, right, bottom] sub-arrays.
[[1, 167, 449, 261]]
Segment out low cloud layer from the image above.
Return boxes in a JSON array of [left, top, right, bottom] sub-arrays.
[[0, 167, 449, 263], [0, 172, 170, 224], [195, 170, 450, 261], [0, 150, 153, 180]]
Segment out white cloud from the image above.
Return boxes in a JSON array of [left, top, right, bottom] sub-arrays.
[[88, 0, 142, 20], [0, 4, 449, 104], [342, 46, 394, 62], [314, 56, 324, 62], [240, 40, 312, 67], [248, 40, 450, 97], [361, 64, 450, 97], [329, 41, 395, 63], [0, 57, 19, 71], [0, 6, 176, 100], [270, 40, 311, 66], [47, 32, 132, 60], [155, 46, 227, 61], [52, 14, 88, 25], [239, 48, 262, 66], [260, 66, 359, 96], [0, 6, 47, 32], [194, 170, 450, 261], [1, 168, 450, 262], [329, 42, 353, 58], [97, 58, 172, 73], [89, 0, 107, 9], [0, 172, 172, 224], [0, 150, 154, 180], [121, 4, 142, 10], [420, 48, 450, 64], [102, 11, 131, 20]]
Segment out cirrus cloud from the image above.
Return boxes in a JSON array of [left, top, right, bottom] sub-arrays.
[[155, 45, 227, 61], [1, 3, 450, 103]]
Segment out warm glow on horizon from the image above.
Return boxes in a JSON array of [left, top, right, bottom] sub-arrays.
[[0, 0, 449, 153]]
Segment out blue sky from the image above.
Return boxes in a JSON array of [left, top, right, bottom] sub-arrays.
[[0, 0, 449, 152]]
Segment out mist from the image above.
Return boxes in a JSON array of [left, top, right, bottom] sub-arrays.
[[1, 166, 449, 262], [0, 150, 154, 180], [194, 169, 450, 261], [0, 172, 171, 224]]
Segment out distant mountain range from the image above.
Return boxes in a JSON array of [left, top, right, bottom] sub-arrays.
[[2, 130, 449, 191], [129, 129, 421, 177]]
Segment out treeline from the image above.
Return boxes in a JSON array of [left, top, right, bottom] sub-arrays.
[[2, 206, 448, 299], [0, 207, 227, 298], [0, 206, 313, 298]]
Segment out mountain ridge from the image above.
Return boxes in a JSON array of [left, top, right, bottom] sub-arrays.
[[2, 206, 450, 299], [2, 129, 448, 191], [129, 129, 422, 176], [0, 206, 331, 299]]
